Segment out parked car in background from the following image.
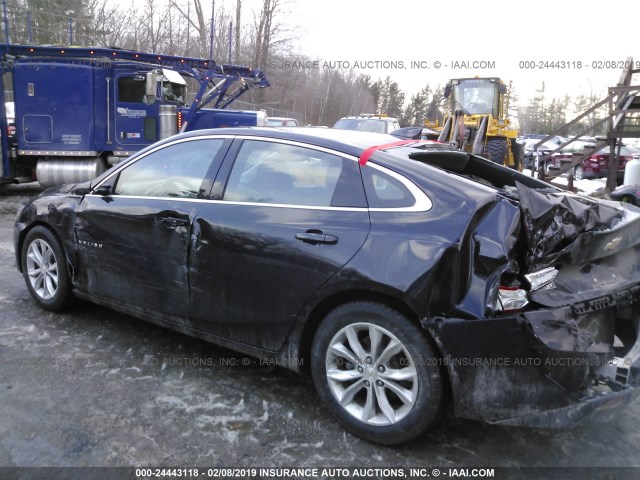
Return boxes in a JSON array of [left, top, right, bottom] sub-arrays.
[[522, 139, 559, 170], [265, 117, 299, 127], [14, 128, 640, 445], [522, 133, 566, 145], [551, 141, 633, 180], [333, 114, 400, 134], [624, 144, 640, 161], [610, 184, 640, 207]]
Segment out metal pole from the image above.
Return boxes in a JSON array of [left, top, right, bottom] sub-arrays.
[[2, 0, 9, 44], [27, 11, 32, 42], [228, 22, 232, 64], [209, 0, 215, 62], [69, 17, 73, 44], [186, 1, 190, 55]]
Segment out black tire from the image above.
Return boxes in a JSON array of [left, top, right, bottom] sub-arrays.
[[311, 301, 443, 445], [574, 165, 584, 180], [486, 139, 507, 165], [21, 226, 73, 311], [510, 142, 524, 171]]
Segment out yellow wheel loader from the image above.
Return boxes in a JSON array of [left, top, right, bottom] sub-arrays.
[[426, 77, 522, 170]]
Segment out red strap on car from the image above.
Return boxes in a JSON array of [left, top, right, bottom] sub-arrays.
[[358, 140, 417, 165]]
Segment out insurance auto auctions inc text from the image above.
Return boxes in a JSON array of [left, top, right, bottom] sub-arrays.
[[268, 60, 495, 70], [230, 467, 495, 478]]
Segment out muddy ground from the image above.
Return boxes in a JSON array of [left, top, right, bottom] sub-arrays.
[[0, 184, 639, 479]]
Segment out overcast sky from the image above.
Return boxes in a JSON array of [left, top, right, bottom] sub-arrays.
[[230, 0, 640, 104]]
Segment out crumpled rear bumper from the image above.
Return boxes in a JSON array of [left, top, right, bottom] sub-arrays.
[[424, 289, 640, 426], [492, 382, 640, 428]]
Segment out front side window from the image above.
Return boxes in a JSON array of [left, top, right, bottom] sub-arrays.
[[117, 76, 146, 103], [114, 139, 224, 198], [223, 140, 365, 207]]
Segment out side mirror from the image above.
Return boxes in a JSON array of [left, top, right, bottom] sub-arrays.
[[93, 185, 112, 196], [500, 84, 508, 94], [72, 185, 91, 196], [444, 83, 452, 98], [145, 70, 159, 104]]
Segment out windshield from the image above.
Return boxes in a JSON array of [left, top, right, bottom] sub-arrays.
[[162, 81, 186, 104], [333, 118, 390, 133], [452, 79, 499, 115]]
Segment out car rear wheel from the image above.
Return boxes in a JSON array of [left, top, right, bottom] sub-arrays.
[[311, 302, 443, 445], [574, 165, 584, 180], [21, 226, 73, 311]]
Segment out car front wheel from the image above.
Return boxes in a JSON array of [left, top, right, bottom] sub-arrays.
[[21, 226, 73, 311], [311, 302, 443, 445]]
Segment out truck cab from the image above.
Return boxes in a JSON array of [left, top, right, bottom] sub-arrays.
[[0, 44, 270, 187]]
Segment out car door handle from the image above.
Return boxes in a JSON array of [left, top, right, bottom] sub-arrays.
[[295, 231, 338, 245], [159, 217, 189, 228]]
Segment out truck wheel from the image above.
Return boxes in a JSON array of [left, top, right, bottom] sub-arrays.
[[21, 226, 73, 311], [511, 142, 524, 171], [311, 302, 443, 445], [486, 139, 507, 165]]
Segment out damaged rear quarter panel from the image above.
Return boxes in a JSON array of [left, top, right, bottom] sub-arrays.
[[380, 152, 640, 424], [336, 157, 522, 321]]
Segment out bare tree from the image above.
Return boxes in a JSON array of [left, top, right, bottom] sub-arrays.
[[84, 0, 134, 47], [170, 0, 208, 56], [136, 0, 171, 52]]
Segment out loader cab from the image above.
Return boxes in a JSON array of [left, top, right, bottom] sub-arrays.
[[447, 78, 506, 117]]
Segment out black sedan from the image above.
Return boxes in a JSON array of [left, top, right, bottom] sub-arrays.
[[14, 128, 640, 445]]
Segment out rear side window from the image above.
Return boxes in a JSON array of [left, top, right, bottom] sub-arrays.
[[223, 140, 366, 208], [362, 167, 415, 208]]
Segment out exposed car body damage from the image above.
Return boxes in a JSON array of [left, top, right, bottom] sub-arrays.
[[516, 182, 628, 267], [409, 150, 640, 426], [13, 128, 640, 437]]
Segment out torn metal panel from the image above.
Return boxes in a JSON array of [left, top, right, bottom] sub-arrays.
[[515, 181, 636, 268], [454, 197, 522, 318]]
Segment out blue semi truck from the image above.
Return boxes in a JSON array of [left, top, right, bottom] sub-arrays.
[[0, 44, 269, 186]]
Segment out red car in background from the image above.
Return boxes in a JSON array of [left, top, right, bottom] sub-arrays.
[[550, 140, 632, 181]]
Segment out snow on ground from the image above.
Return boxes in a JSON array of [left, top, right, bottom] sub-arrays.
[[522, 169, 607, 195]]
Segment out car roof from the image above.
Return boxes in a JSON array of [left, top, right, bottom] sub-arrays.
[[170, 127, 411, 158], [111, 127, 554, 198]]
